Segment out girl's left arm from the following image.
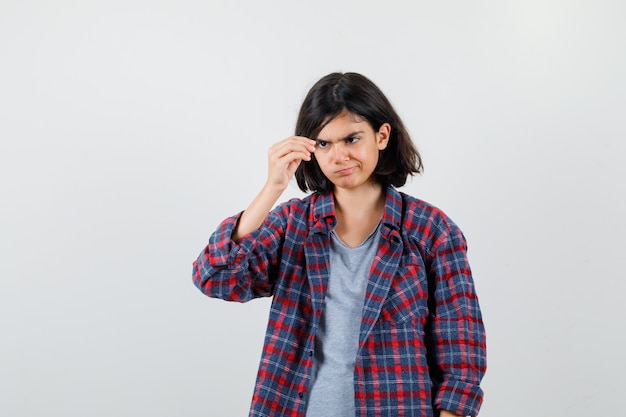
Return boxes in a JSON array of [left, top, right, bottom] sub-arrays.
[[427, 222, 487, 417]]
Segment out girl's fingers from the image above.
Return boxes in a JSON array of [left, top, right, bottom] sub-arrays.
[[269, 137, 316, 159], [266, 136, 317, 187]]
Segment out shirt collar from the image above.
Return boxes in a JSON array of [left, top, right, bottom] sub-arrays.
[[310, 186, 403, 232], [311, 190, 336, 223], [381, 186, 403, 232]]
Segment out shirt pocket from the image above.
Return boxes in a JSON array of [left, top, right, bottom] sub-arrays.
[[378, 263, 429, 326]]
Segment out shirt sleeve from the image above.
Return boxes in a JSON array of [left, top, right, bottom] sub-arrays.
[[426, 222, 487, 417], [192, 205, 288, 302]]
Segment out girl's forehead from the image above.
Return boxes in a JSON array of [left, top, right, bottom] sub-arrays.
[[318, 111, 368, 136], [333, 110, 364, 123]]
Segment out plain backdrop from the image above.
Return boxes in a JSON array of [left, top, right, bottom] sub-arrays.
[[1, 1, 625, 416]]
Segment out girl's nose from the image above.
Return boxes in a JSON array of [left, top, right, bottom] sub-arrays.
[[332, 143, 349, 162]]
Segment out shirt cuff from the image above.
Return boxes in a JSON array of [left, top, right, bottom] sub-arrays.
[[435, 378, 484, 417]]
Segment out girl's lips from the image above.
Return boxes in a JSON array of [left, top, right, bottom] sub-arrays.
[[336, 166, 356, 175]]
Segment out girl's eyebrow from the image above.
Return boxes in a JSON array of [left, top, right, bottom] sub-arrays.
[[315, 131, 364, 143]]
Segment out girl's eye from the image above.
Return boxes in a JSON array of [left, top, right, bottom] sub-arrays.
[[315, 140, 329, 148]]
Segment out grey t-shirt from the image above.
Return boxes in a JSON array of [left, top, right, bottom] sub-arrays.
[[305, 222, 382, 417]]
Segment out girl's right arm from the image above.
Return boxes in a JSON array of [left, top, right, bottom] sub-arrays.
[[192, 136, 316, 302], [233, 136, 316, 241]]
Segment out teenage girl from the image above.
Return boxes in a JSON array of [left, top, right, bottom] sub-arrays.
[[193, 72, 486, 417]]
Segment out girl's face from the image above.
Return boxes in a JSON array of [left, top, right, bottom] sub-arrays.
[[313, 111, 390, 192]]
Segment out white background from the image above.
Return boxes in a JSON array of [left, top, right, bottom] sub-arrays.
[[1, 1, 625, 416]]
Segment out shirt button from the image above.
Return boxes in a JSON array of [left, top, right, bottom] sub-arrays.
[[298, 392, 304, 398], [309, 350, 313, 356]]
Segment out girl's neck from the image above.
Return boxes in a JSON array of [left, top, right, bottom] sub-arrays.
[[332, 182, 386, 247], [333, 182, 386, 220]]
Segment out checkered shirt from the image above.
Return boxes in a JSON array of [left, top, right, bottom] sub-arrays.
[[193, 186, 486, 417]]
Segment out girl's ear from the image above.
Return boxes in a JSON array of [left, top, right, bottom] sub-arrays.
[[377, 123, 391, 150]]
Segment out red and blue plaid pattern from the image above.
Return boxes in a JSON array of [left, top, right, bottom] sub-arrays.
[[193, 187, 486, 417]]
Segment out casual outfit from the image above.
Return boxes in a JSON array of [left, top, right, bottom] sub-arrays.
[[305, 221, 382, 417], [193, 186, 486, 417]]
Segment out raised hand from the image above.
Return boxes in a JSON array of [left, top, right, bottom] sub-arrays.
[[266, 136, 317, 191], [233, 136, 316, 241]]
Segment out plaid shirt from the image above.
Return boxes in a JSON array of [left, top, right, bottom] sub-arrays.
[[193, 186, 486, 417]]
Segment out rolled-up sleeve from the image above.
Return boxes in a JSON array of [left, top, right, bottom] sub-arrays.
[[192, 207, 286, 302]]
